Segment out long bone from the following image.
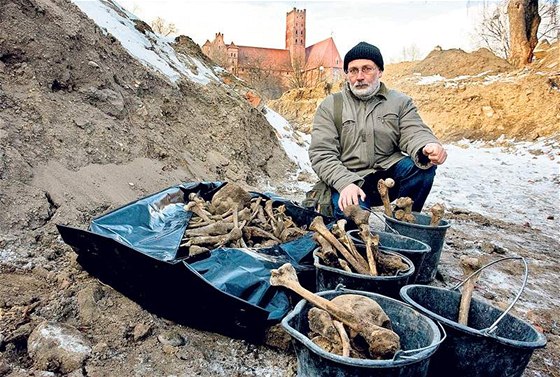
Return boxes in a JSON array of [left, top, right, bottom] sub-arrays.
[[377, 178, 395, 217], [333, 219, 369, 272], [184, 222, 234, 237], [186, 227, 242, 247], [270, 263, 400, 359], [333, 320, 351, 357], [313, 233, 340, 268], [310, 216, 370, 275], [458, 256, 483, 325], [429, 203, 445, 226], [343, 205, 378, 275]]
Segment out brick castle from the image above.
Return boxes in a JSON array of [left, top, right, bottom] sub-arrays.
[[202, 8, 343, 93]]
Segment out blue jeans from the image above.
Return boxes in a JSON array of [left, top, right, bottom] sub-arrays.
[[331, 157, 436, 219]]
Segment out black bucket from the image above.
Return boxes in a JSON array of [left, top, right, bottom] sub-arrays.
[[313, 248, 415, 299], [400, 257, 547, 377], [282, 287, 444, 377], [384, 212, 450, 283], [347, 229, 430, 284]]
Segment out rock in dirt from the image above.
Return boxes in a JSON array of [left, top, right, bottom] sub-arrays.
[[157, 330, 185, 347], [76, 283, 105, 324], [133, 323, 152, 341], [264, 323, 292, 351], [27, 321, 92, 374], [0, 361, 11, 376]]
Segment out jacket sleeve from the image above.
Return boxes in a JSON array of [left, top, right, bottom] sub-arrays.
[[309, 96, 362, 193], [397, 96, 441, 169]]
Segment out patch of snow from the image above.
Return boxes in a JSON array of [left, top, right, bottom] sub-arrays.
[[413, 70, 535, 88], [263, 107, 313, 176], [72, 0, 217, 85], [40, 324, 92, 355], [427, 138, 559, 235], [417, 75, 445, 85], [0, 249, 17, 263]]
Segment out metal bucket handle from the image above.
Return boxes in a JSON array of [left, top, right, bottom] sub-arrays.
[[450, 256, 528, 335], [392, 320, 447, 361], [359, 205, 401, 235], [334, 285, 447, 361]]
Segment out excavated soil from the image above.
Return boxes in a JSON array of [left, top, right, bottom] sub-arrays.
[[1, 0, 559, 376], [269, 46, 560, 142]]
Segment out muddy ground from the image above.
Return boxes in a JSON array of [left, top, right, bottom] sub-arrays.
[[1, 201, 559, 376], [1, 0, 559, 376]]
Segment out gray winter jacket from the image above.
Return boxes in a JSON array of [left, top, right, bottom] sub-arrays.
[[309, 82, 440, 193]]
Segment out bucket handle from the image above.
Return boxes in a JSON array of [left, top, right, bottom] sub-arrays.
[[450, 256, 528, 335], [334, 285, 447, 361], [359, 205, 400, 235], [392, 320, 447, 361]]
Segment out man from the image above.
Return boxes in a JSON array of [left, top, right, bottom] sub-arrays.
[[309, 42, 447, 218]]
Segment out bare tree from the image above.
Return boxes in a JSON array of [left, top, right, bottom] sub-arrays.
[[538, 0, 559, 41], [400, 44, 422, 61], [243, 55, 285, 100], [288, 56, 308, 89], [475, 1, 557, 61], [474, 0, 511, 59], [507, 0, 541, 66], [150, 17, 177, 37]]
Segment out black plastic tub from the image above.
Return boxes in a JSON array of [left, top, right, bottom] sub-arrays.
[[282, 288, 443, 377], [347, 229, 430, 284], [384, 212, 450, 283], [313, 248, 415, 299], [56, 182, 326, 343], [57, 225, 273, 342], [400, 284, 546, 377]]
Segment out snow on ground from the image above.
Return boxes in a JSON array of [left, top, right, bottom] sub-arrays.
[[428, 138, 559, 235], [264, 107, 314, 176], [72, 0, 219, 84], [411, 71, 529, 88], [416, 74, 445, 85]]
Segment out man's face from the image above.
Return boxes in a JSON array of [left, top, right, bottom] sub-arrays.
[[347, 59, 383, 98]]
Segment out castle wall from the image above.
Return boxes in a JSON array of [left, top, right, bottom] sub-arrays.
[[203, 8, 342, 94]]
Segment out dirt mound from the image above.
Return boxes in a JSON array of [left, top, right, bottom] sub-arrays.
[[383, 69, 560, 142], [0, 0, 294, 240], [269, 47, 560, 142], [533, 39, 560, 70], [0, 0, 298, 374], [412, 47, 513, 78], [267, 83, 340, 133]]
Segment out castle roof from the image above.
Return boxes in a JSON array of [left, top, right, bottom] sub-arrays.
[[305, 37, 342, 70]]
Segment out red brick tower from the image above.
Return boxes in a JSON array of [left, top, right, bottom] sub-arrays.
[[285, 8, 306, 68]]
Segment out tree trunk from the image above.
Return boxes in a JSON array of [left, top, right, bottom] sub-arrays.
[[507, 0, 541, 67]]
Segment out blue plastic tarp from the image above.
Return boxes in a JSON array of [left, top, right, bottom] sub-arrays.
[[86, 181, 323, 320]]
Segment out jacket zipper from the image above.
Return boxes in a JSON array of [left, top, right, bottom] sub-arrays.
[[361, 102, 367, 142]]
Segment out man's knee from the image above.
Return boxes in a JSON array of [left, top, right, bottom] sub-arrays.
[[422, 165, 437, 182], [394, 157, 436, 182]]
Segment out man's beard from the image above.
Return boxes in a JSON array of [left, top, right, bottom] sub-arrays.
[[349, 80, 380, 100]]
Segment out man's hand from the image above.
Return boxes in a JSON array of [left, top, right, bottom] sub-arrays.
[[422, 143, 447, 165], [338, 183, 366, 211]]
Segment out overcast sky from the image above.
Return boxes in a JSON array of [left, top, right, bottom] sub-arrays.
[[117, 0, 489, 62]]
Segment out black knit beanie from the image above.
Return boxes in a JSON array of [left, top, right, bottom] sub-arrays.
[[343, 42, 384, 72]]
